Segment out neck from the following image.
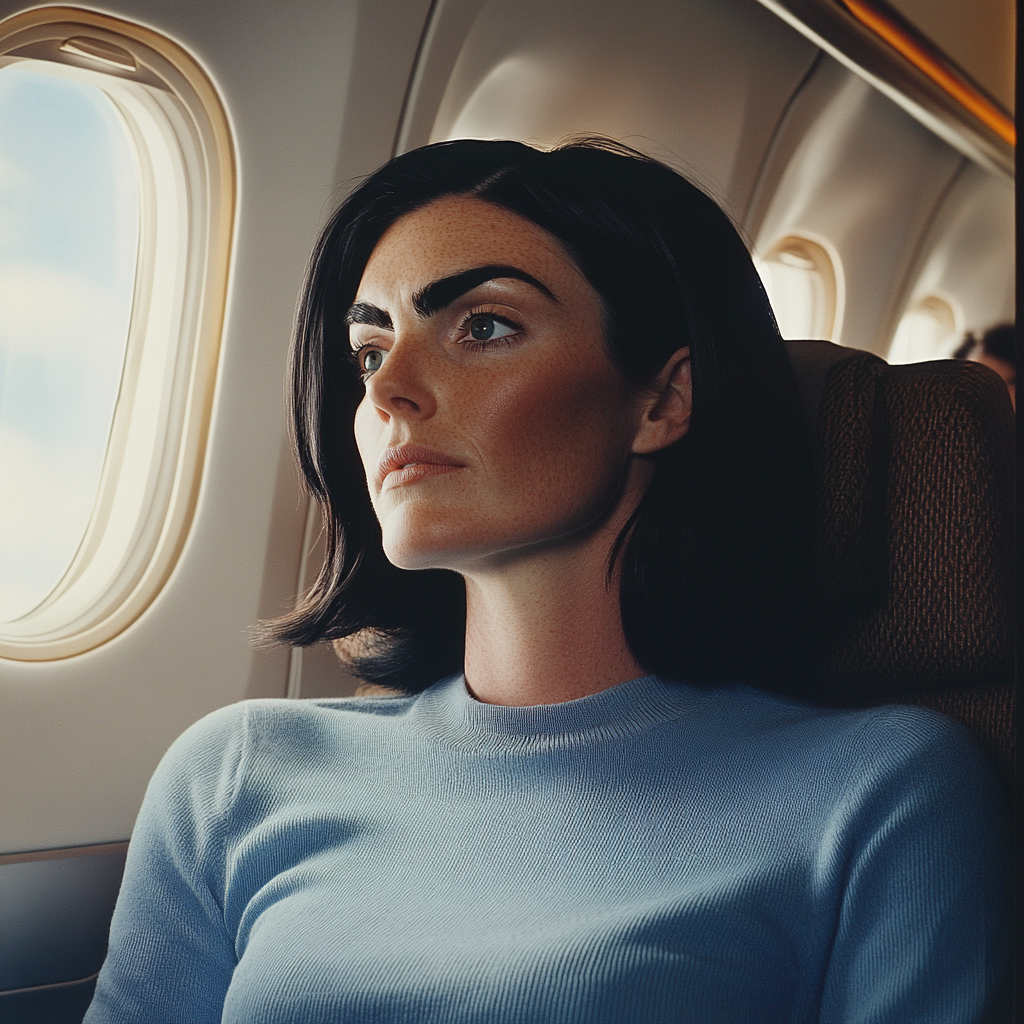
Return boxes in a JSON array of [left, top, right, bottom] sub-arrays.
[[462, 515, 644, 708]]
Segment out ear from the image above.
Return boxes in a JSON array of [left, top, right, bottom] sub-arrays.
[[631, 347, 691, 455]]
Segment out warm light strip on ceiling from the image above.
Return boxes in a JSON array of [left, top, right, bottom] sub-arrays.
[[840, 0, 1015, 146]]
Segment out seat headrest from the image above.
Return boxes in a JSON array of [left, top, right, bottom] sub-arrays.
[[785, 340, 1015, 699]]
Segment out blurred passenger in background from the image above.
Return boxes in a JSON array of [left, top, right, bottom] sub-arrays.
[[954, 324, 1016, 411]]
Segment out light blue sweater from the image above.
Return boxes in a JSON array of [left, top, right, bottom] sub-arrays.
[[86, 674, 1007, 1023]]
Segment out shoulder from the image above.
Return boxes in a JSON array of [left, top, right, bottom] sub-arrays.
[[240, 692, 421, 746], [774, 696, 996, 785], [153, 693, 419, 799], [712, 688, 1007, 860], [671, 682, 997, 793], [842, 700, 985, 764], [173, 692, 417, 745], [745, 692, 1003, 826], [150, 702, 251, 801], [710, 682, 982, 753], [826, 701, 1002, 814]]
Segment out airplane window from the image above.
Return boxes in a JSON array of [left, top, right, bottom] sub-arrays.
[[0, 63, 139, 622], [0, 10, 234, 661], [755, 235, 843, 342], [887, 294, 962, 364]]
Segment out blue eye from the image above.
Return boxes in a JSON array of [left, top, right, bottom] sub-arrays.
[[360, 349, 384, 373], [468, 315, 517, 341]]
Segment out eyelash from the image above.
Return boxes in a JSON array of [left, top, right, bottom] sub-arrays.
[[348, 342, 379, 381], [457, 308, 524, 349], [347, 308, 525, 380]]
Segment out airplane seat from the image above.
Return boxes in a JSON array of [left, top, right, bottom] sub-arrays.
[[785, 340, 1016, 790]]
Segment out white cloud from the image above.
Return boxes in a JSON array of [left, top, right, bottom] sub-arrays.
[[0, 155, 32, 249], [0, 262, 129, 360], [0, 152, 31, 193], [0, 426, 99, 621]]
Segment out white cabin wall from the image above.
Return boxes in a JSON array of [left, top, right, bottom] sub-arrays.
[[0, 0, 432, 853], [895, 163, 1015, 341], [404, 0, 820, 223], [747, 57, 964, 354]]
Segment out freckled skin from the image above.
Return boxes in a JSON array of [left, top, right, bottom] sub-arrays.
[[353, 198, 639, 573], [352, 197, 691, 705]]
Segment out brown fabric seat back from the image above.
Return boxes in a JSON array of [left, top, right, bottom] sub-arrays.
[[785, 341, 1015, 781]]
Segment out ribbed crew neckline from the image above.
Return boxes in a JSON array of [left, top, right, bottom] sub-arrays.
[[410, 673, 698, 749]]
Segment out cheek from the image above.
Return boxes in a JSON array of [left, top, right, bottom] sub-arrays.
[[469, 361, 632, 514]]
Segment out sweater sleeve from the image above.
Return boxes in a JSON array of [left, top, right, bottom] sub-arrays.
[[84, 702, 250, 1024], [817, 707, 1010, 1024]]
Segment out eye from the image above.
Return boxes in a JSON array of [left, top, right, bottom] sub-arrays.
[[352, 346, 385, 377], [467, 314, 518, 342]]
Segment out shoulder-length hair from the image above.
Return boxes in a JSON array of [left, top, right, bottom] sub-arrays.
[[262, 138, 820, 695]]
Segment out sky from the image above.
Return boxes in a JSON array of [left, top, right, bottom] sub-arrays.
[[0, 62, 139, 621]]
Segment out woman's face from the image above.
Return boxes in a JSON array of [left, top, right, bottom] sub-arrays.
[[350, 196, 649, 573]]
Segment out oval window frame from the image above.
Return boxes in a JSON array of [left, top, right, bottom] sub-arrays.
[[0, 6, 235, 661], [886, 293, 964, 364], [756, 233, 845, 343]]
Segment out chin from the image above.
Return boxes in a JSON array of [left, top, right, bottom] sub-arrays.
[[380, 519, 475, 572], [381, 544, 443, 572]]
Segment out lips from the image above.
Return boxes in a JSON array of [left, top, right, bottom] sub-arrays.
[[376, 443, 466, 490]]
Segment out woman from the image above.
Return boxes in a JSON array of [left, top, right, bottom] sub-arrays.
[[86, 139, 1006, 1023]]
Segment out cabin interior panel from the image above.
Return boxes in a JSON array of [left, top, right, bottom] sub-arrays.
[[0, 0, 432, 854], [0, 0, 1014, 1017]]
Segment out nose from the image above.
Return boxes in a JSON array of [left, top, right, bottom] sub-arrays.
[[362, 330, 438, 423]]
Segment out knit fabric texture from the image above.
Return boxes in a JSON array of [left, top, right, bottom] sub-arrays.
[[85, 674, 1007, 1023], [820, 360, 1015, 694], [786, 343, 1015, 785]]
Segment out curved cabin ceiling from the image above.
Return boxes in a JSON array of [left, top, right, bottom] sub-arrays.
[[886, 0, 1015, 114], [754, 0, 1013, 176]]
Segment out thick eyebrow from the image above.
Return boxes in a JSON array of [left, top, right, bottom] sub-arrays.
[[413, 264, 556, 318], [343, 264, 556, 335], [343, 302, 393, 331]]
